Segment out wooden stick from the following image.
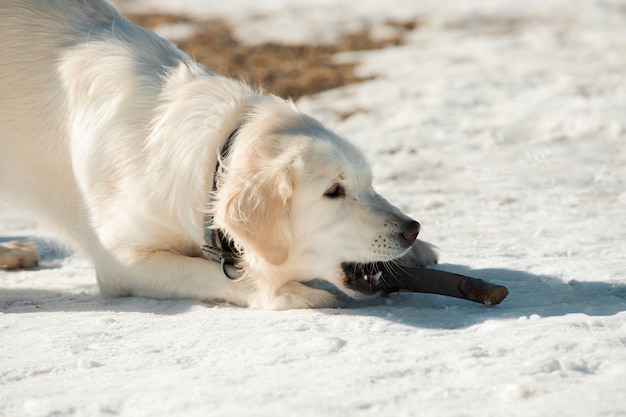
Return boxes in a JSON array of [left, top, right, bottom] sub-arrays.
[[377, 264, 508, 306]]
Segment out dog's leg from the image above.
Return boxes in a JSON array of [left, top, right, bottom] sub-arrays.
[[397, 239, 439, 267], [249, 281, 338, 310], [97, 251, 338, 309], [95, 251, 253, 307]]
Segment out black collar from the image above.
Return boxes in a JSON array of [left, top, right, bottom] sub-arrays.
[[202, 127, 242, 281]]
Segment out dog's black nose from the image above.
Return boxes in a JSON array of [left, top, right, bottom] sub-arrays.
[[402, 220, 420, 244]]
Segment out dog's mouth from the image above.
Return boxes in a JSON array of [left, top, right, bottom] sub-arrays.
[[340, 262, 383, 296]]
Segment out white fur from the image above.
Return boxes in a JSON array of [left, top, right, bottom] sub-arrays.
[[0, 0, 437, 309]]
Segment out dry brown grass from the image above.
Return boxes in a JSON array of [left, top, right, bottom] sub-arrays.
[[125, 12, 419, 100]]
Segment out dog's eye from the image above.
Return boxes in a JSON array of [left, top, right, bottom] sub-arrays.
[[324, 183, 346, 199]]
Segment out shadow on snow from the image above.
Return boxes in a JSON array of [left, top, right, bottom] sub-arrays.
[[2, 255, 625, 325]]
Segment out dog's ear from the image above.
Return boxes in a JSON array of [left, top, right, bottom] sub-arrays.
[[214, 157, 294, 266]]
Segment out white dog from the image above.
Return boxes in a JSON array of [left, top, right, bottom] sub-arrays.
[[0, 0, 437, 309]]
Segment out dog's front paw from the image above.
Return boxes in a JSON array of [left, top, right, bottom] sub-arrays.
[[398, 239, 439, 267], [0, 240, 39, 270], [253, 281, 338, 310]]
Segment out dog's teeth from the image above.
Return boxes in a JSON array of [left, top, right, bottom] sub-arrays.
[[373, 271, 382, 280], [363, 274, 368, 281]]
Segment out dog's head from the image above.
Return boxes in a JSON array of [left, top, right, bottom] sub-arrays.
[[211, 97, 419, 298]]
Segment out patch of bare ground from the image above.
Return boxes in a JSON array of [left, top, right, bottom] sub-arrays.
[[125, 12, 419, 100]]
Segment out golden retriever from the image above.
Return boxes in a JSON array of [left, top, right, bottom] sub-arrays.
[[0, 0, 437, 309]]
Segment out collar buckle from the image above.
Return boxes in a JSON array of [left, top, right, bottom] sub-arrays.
[[201, 244, 243, 281]]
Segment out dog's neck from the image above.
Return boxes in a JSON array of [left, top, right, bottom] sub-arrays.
[[201, 127, 242, 280]]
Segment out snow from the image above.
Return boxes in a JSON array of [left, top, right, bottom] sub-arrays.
[[2, 0, 626, 416]]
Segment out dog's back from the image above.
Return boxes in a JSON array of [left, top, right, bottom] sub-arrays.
[[0, 1, 122, 247], [0, 0, 188, 253]]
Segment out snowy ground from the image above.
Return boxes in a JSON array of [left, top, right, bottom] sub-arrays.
[[2, 0, 626, 416]]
